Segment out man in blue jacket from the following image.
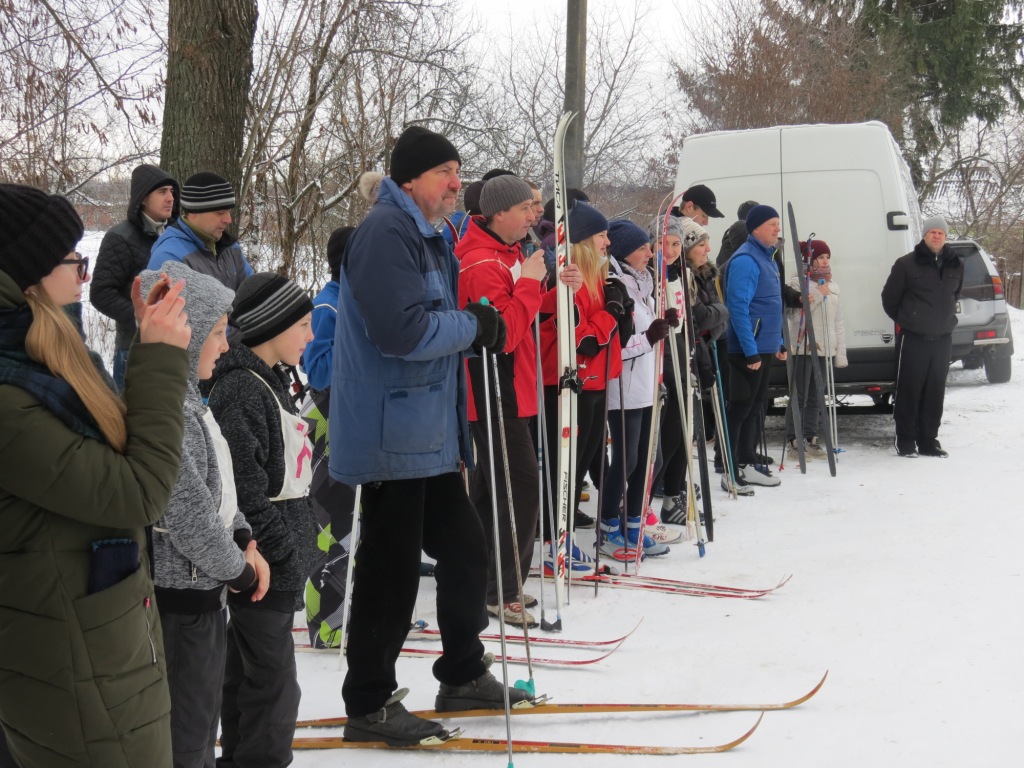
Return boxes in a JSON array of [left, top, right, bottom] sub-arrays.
[[329, 125, 526, 747], [147, 171, 253, 293], [724, 205, 787, 489]]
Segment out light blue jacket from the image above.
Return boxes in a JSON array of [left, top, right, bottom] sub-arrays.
[[328, 178, 477, 485], [147, 219, 253, 291]]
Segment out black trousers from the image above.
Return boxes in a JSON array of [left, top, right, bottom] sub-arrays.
[[470, 418, 540, 605], [217, 604, 300, 768], [342, 472, 488, 717], [725, 354, 774, 467], [894, 333, 952, 449], [542, 386, 607, 527], [0, 729, 18, 768], [161, 609, 226, 768], [600, 406, 652, 521]]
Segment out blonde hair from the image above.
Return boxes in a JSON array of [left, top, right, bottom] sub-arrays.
[[571, 237, 609, 301], [24, 288, 128, 452]]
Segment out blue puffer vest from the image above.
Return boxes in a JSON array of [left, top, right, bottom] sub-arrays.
[[724, 235, 784, 358]]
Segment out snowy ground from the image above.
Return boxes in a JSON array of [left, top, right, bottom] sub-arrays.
[[291, 309, 1024, 767], [76, 235, 1023, 765]]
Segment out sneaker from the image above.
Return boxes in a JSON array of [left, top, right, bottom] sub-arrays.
[[626, 516, 670, 556], [522, 593, 537, 608], [895, 440, 919, 458], [573, 509, 596, 529], [486, 602, 538, 628], [644, 510, 683, 544], [805, 437, 827, 459], [918, 439, 948, 458], [739, 464, 781, 487], [661, 495, 686, 525], [344, 688, 449, 746], [435, 670, 535, 712], [721, 470, 755, 496], [597, 518, 643, 562], [543, 540, 597, 576]]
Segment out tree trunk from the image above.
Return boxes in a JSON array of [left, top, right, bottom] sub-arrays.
[[160, 0, 258, 207], [564, 0, 587, 189]]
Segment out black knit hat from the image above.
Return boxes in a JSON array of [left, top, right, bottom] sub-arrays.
[[480, 175, 533, 217], [231, 272, 313, 347], [326, 226, 355, 281], [0, 184, 84, 291], [180, 171, 236, 213], [543, 188, 589, 224], [568, 201, 609, 244], [607, 219, 649, 262], [745, 204, 780, 234], [389, 126, 461, 186], [462, 180, 485, 215]]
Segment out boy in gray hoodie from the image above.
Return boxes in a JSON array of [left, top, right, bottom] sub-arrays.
[[141, 261, 270, 768]]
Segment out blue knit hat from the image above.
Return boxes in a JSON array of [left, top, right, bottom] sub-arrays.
[[745, 204, 780, 234], [607, 219, 649, 262], [568, 201, 608, 244]]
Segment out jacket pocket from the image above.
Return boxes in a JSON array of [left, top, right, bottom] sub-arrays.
[[73, 565, 164, 710], [382, 378, 446, 454]]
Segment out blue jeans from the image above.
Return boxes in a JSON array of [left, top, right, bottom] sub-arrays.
[[112, 347, 130, 392]]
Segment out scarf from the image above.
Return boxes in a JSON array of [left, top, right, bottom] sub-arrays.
[[809, 263, 832, 283], [0, 305, 105, 442]]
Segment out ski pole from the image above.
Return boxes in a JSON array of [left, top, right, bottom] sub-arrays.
[[710, 342, 740, 496], [338, 484, 360, 669], [478, 341, 516, 763], [593, 348, 613, 593], [533, 320, 557, 631]]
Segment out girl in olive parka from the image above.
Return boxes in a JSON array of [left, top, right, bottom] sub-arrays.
[[0, 184, 192, 768]]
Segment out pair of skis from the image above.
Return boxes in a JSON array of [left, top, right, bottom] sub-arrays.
[[785, 203, 837, 477], [290, 671, 828, 753]]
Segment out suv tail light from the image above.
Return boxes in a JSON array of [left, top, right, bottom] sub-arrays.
[[975, 329, 997, 340], [992, 275, 1004, 299]]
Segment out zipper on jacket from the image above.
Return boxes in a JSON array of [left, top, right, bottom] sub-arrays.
[[144, 596, 157, 664], [190, 562, 198, 583]]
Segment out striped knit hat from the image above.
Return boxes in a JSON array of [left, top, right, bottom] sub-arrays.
[[230, 272, 313, 347], [180, 171, 236, 213]]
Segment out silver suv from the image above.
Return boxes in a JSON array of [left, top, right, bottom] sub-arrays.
[[947, 239, 1013, 383]]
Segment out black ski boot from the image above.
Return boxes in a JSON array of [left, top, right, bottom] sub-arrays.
[[435, 670, 536, 712], [344, 688, 449, 746]]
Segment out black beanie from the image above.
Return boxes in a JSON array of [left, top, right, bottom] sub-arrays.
[[568, 201, 609, 244], [327, 226, 355, 281], [0, 184, 84, 291], [463, 180, 485, 216], [389, 126, 461, 186], [745, 204, 780, 234], [542, 188, 590, 224], [180, 172, 236, 213], [231, 272, 313, 347]]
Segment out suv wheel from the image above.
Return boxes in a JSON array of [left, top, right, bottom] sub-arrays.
[[984, 354, 1011, 384]]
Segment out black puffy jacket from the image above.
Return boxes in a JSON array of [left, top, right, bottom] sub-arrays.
[[881, 241, 964, 337]]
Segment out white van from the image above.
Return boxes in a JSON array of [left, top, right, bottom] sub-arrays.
[[675, 121, 922, 407]]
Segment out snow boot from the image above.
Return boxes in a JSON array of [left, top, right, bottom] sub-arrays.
[[343, 688, 449, 746], [435, 670, 536, 712], [597, 518, 643, 562], [543, 540, 596, 576], [627, 516, 670, 556], [739, 463, 780, 487]]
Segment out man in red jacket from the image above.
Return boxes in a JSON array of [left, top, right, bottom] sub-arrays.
[[456, 174, 579, 627]]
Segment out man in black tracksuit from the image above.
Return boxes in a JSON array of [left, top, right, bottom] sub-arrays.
[[91, 164, 178, 389], [881, 216, 964, 458]]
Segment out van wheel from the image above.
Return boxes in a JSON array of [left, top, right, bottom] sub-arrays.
[[985, 354, 1011, 384]]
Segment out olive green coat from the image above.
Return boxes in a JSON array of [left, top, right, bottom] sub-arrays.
[[0, 270, 188, 767]]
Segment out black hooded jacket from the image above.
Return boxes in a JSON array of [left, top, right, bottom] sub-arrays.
[[92, 165, 179, 350], [881, 240, 964, 337]]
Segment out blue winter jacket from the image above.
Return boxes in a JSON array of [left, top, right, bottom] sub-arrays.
[[301, 280, 339, 392], [147, 219, 254, 291], [328, 178, 478, 485], [725, 235, 784, 359]]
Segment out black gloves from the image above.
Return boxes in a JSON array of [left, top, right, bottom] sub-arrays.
[[465, 302, 507, 353], [645, 308, 680, 345], [602, 279, 633, 319]]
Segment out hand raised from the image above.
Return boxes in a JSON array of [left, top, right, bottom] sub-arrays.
[[138, 278, 191, 349]]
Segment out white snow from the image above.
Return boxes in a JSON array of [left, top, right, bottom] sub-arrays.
[[74, 232, 1021, 764], [290, 308, 1024, 767]]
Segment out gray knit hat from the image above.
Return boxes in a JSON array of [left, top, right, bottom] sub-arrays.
[[141, 260, 234, 380], [921, 215, 949, 236], [479, 175, 533, 217], [180, 172, 236, 213], [648, 215, 685, 244], [231, 272, 313, 347]]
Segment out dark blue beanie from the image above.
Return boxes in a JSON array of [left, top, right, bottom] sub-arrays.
[[745, 204, 780, 234], [607, 219, 649, 262], [568, 201, 609, 244]]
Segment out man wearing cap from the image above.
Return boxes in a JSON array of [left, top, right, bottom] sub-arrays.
[[881, 216, 963, 458], [672, 183, 725, 226], [147, 171, 253, 291], [329, 125, 526, 747], [722, 204, 787, 489], [91, 163, 179, 389]]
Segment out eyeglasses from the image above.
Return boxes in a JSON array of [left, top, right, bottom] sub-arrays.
[[60, 253, 89, 280]]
